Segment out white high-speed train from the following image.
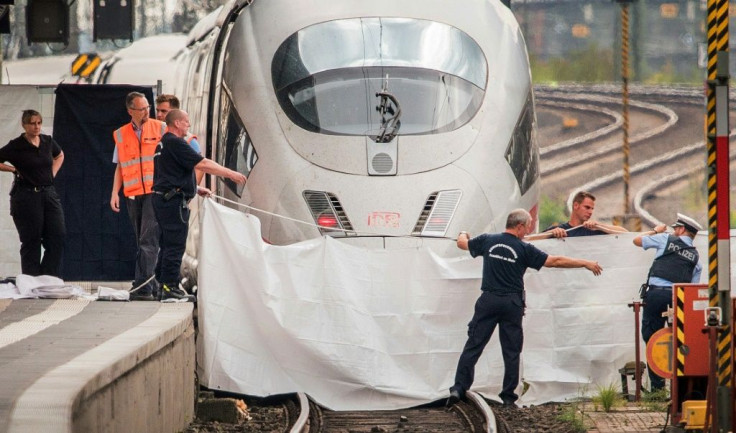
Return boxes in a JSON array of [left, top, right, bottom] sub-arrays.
[[159, 0, 540, 251]]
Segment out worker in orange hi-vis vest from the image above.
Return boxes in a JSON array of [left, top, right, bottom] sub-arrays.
[[110, 91, 166, 301]]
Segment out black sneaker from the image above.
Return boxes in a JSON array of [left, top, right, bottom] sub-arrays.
[[501, 399, 518, 409], [446, 389, 462, 407], [129, 291, 155, 301], [160, 283, 196, 303]]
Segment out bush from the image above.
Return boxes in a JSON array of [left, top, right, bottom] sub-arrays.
[[538, 194, 568, 231]]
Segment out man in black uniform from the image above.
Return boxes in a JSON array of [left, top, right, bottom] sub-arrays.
[[152, 109, 247, 302], [543, 191, 628, 238], [633, 213, 702, 391], [447, 209, 603, 407]]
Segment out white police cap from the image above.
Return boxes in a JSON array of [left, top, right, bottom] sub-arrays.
[[671, 213, 702, 234]]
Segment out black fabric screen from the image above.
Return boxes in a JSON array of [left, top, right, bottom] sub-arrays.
[[53, 84, 155, 281]]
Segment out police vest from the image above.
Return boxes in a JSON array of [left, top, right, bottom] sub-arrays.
[[114, 120, 166, 197], [649, 235, 699, 284]]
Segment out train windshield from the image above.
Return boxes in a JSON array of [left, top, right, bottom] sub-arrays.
[[272, 18, 487, 136]]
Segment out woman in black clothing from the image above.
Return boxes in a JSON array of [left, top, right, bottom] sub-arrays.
[[0, 110, 66, 277]]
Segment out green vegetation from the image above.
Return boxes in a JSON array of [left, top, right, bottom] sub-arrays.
[[643, 60, 703, 85], [557, 399, 588, 433], [530, 43, 702, 85], [681, 171, 736, 229], [592, 383, 623, 412], [684, 174, 706, 215], [640, 388, 669, 413], [531, 44, 615, 83], [556, 383, 591, 433], [538, 194, 568, 231]]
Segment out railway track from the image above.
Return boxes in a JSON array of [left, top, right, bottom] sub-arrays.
[[188, 85, 724, 433], [534, 84, 734, 226], [294, 392, 496, 433]]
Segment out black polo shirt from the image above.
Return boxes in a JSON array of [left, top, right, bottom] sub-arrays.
[[153, 132, 204, 198], [0, 134, 62, 187], [468, 232, 548, 293]]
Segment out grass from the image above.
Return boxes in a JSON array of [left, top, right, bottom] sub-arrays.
[[556, 383, 591, 433], [592, 383, 623, 412], [557, 399, 588, 433], [640, 388, 669, 413]]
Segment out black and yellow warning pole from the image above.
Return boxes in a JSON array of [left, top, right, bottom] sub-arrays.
[[705, 0, 732, 428]]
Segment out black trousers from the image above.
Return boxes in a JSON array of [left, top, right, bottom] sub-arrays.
[[125, 194, 159, 295], [451, 290, 524, 404], [642, 286, 672, 391], [10, 186, 66, 277], [152, 194, 189, 288]]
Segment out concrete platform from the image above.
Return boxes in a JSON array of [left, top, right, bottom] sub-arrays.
[[0, 298, 195, 433]]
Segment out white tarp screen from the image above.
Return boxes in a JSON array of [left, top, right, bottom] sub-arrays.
[[197, 199, 722, 410], [0, 86, 57, 277]]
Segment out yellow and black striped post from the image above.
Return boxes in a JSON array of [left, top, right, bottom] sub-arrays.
[[70, 53, 102, 81], [705, 0, 732, 428], [675, 286, 685, 377]]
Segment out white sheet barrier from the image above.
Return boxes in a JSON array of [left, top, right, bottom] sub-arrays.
[[197, 198, 720, 410]]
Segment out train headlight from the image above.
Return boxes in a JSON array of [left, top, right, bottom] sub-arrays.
[[317, 214, 339, 229]]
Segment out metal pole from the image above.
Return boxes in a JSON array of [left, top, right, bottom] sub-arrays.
[[0, 5, 6, 85], [628, 301, 643, 402], [703, 311, 720, 433], [620, 1, 631, 215], [705, 0, 732, 428]]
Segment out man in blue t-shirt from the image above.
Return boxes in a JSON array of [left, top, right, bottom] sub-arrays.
[[633, 213, 702, 391], [152, 109, 246, 302], [543, 191, 628, 238], [447, 209, 603, 408]]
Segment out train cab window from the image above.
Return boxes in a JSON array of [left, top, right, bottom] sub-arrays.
[[219, 91, 257, 196], [505, 91, 538, 195], [271, 18, 487, 136]]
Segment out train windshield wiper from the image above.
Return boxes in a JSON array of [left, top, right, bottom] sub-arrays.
[[375, 79, 402, 143]]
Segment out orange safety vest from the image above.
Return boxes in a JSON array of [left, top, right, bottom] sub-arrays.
[[114, 120, 166, 197]]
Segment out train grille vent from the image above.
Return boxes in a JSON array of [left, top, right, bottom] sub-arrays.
[[412, 190, 462, 237], [303, 190, 354, 236], [371, 153, 394, 174]]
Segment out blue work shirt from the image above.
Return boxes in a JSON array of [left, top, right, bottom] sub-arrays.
[[642, 233, 701, 286]]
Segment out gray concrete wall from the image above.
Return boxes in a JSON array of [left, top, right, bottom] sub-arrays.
[[73, 324, 195, 433], [7, 304, 195, 433]]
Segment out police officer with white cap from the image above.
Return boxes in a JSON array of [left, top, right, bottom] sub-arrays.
[[633, 213, 702, 391]]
